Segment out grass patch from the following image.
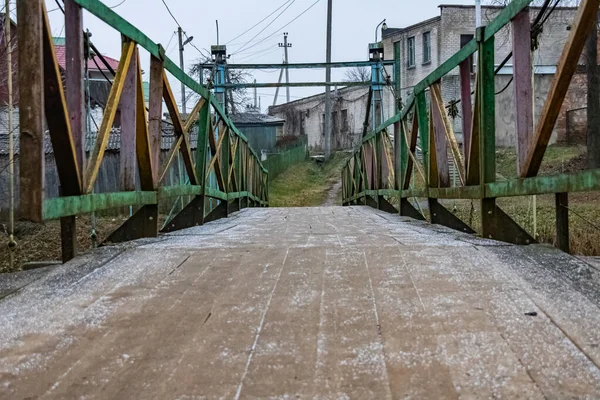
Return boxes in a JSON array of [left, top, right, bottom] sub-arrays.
[[496, 144, 586, 179], [269, 152, 351, 207]]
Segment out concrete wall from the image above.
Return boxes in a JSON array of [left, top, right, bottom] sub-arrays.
[[269, 86, 394, 152]]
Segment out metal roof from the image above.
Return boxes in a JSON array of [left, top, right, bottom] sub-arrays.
[[230, 112, 285, 126]]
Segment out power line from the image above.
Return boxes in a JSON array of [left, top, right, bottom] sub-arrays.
[[225, 0, 293, 45], [160, 0, 181, 28], [233, 0, 296, 55], [233, 0, 321, 56]]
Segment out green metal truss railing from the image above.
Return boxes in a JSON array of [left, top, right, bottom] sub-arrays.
[[342, 0, 600, 253]]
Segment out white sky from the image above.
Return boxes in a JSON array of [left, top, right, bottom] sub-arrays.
[[42, 0, 469, 111]]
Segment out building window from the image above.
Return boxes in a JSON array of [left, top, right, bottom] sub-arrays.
[[422, 31, 431, 64], [407, 36, 415, 68], [461, 34, 475, 73], [322, 113, 325, 136], [332, 111, 338, 134], [341, 109, 349, 132]]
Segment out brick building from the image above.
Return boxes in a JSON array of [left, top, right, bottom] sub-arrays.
[[270, 4, 590, 153], [382, 4, 587, 145]]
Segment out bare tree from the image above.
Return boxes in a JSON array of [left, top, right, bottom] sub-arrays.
[[344, 66, 370, 83], [188, 54, 251, 115]]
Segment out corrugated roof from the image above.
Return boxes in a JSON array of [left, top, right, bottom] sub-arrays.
[[230, 112, 285, 125], [0, 126, 197, 155]]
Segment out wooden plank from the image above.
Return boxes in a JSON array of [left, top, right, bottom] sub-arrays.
[[85, 40, 135, 193], [162, 71, 199, 185], [135, 50, 155, 191], [206, 122, 227, 191], [402, 118, 425, 187], [120, 43, 137, 191], [64, 0, 86, 174], [466, 73, 481, 186], [42, 5, 82, 197], [431, 82, 465, 185], [184, 98, 207, 133], [415, 92, 429, 188], [480, 31, 496, 185], [459, 58, 472, 172], [522, 0, 600, 177], [18, 0, 45, 221], [148, 55, 163, 185], [430, 94, 450, 188], [158, 136, 183, 184], [512, 9, 534, 175]]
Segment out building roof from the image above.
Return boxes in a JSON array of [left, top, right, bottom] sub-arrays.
[[53, 37, 120, 73], [0, 126, 191, 155], [230, 112, 285, 126]]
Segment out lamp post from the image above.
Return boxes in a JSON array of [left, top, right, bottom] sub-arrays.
[[178, 27, 194, 114], [375, 19, 387, 43]]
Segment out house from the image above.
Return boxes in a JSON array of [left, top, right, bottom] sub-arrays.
[[269, 86, 373, 152], [230, 108, 285, 153], [270, 4, 586, 152]]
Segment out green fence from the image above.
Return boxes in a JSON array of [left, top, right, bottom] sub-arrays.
[[264, 143, 309, 180]]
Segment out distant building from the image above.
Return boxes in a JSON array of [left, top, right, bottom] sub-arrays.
[[270, 4, 587, 152], [230, 108, 285, 153]]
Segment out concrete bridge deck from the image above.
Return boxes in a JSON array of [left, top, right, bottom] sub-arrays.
[[1, 206, 600, 399]]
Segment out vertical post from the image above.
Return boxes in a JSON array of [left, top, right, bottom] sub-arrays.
[[195, 102, 210, 225], [5, 0, 16, 267], [459, 59, 472, 169], [512, 8, 533, 175], [62, 0, 85, 261], [223, 127, 230, 216], [415, 91, 429, 188], [555, 193, 570, 253], [394, 41, 404, 199], [120, 41, 137, 191], [148, 56, 164, 184], [324, 0, 333, 159], [17, 0, 44, 222], [283, 33, 291, 103], [478, 28, 497, 239]]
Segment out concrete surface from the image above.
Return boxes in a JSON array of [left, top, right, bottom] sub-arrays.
[[1, 206, 600, 399]]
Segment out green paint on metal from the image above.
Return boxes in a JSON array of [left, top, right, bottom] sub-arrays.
[[43, 192, 157, 220], [480, 31, 496, 185], [218, 81, 390, 89], [485, 169, 600, 197], [159, 185, 203, 198], [205, 187, 228, 201]]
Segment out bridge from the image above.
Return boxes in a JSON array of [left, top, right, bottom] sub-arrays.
[[2, 0, 600, 398]]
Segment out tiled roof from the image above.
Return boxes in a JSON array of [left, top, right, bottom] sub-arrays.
[[53, 42, 120, 73]]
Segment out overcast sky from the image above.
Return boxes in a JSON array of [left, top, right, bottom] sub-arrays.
[[45, 0, 468, 111]]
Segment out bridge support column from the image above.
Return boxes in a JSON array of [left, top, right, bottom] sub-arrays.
[[160, 196, 205, 233]]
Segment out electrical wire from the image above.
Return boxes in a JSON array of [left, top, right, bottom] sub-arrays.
[[233, 0, 296, 55], [164, 31, 177, 54], [232, 0, 321, 56], [160, 0, 182, 28], [225, 0, 293, 45]]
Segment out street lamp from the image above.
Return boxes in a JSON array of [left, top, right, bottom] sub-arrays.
[[375, 19, 387, 43]]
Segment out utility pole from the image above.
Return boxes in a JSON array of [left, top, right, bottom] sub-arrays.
[[279, 32, 292, 103], [273, 68, 284, 106], [254, 79, 258, 109], [178, 27, 186, 114], [324, 0, 333, 159]]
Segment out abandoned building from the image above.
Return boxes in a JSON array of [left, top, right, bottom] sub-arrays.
[[269, 4, 587, 152]]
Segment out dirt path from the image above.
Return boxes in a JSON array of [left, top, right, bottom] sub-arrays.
[[322, 179, 342, 206]]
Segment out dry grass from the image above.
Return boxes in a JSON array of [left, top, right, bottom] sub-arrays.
[[269, 152, 350, 208]]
